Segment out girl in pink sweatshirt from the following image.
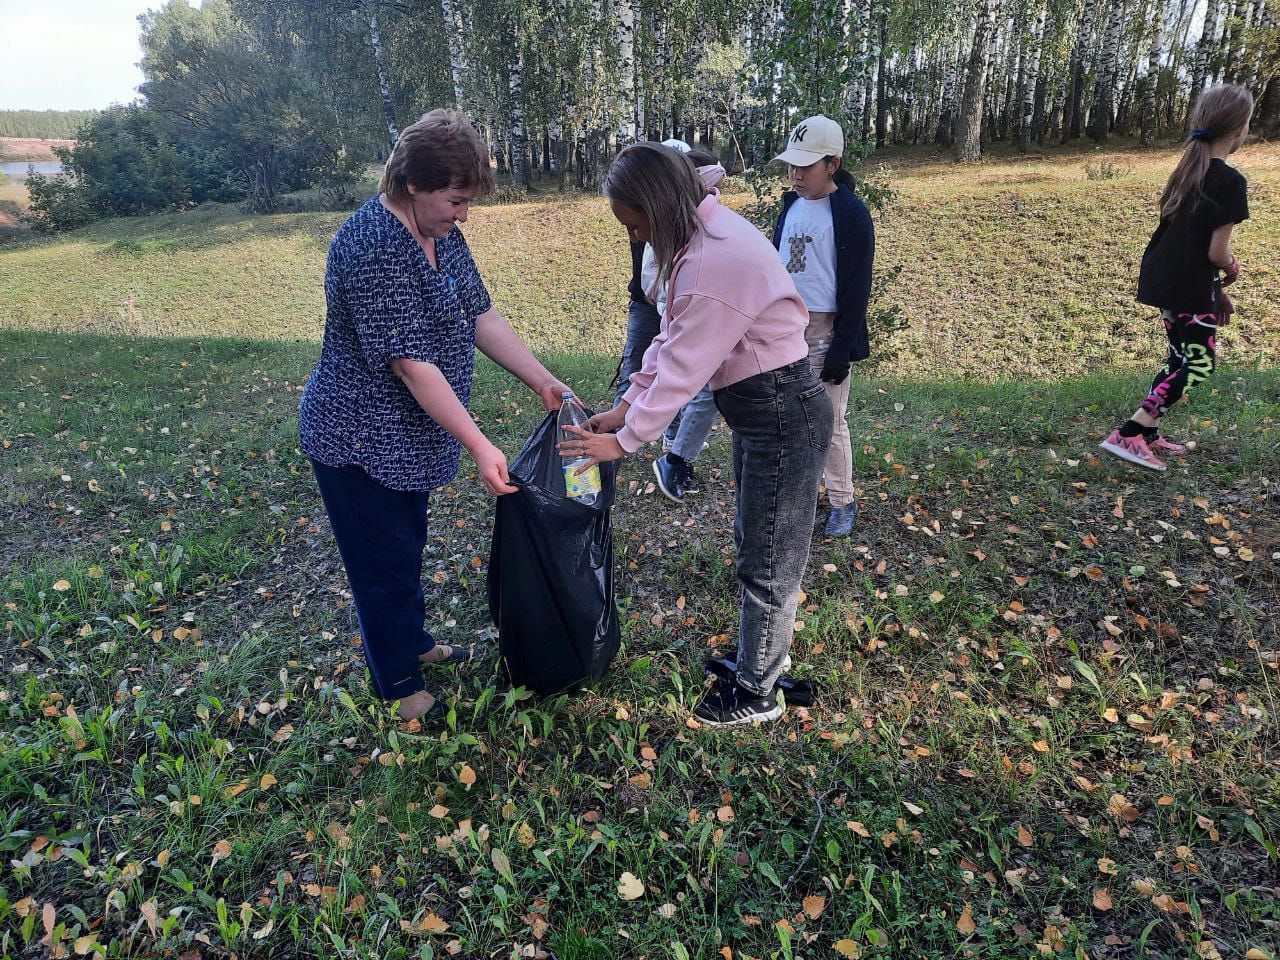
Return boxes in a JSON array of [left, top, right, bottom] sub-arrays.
[[561, 142, 832, 726]]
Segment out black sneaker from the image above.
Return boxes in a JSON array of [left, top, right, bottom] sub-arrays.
[[652, 454, 689, 503], [682, 464, 702, 494], [693, 681, 784, 726]]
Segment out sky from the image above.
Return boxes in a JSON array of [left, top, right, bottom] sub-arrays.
[[0, 0, 170, 111]]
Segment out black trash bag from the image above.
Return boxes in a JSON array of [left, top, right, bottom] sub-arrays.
[[488, 411, 620, 695]]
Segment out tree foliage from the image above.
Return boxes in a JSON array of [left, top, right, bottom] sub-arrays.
[[0, 110, 98, 140]]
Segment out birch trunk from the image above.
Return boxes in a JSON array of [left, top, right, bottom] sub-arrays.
[[875, 5, 889, 147], [1062, 0, 1098, 140], [365, 5, 399, 151], [617, 0, 637, 145], [954, 0, 1001, 161], [1140, 0, 1165, 143], [1018, 2, 1046, 149], [508, 46, 529, 190], [1188, 0, 1223, 125], [844, 0, 866, 139], [1088, 0, 1125, 141], [1222, 0, 1247, 80], [440, 0, 468, 111]]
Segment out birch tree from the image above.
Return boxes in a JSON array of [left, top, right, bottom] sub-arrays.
[[1087, 0, 1125, 140], [955, 0, 1001, 160]]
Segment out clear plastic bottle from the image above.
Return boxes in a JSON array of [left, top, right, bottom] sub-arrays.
[[557, 393, 602, 506]]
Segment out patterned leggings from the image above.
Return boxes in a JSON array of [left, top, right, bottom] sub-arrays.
[[1139, 311, 1218, 420]]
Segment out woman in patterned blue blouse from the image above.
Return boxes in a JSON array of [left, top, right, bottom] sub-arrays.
[[300, 110, 572, 722]]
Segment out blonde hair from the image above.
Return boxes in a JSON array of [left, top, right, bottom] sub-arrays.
[[380, 109, 494, 204], [604, 143, 706, 299], [1160, 85, 1253, 220]]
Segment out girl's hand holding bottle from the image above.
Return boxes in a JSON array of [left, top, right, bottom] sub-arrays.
[[585, 404, 628, 435]]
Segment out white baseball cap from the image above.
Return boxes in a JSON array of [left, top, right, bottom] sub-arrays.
[[660, 138, 692, 153], [774, 115, 844, 167]]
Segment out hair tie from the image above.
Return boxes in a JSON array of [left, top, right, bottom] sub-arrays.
[[1190, 128, 1215, 142]]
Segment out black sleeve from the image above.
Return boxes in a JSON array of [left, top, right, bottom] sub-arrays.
[[627, 242, 646, 303], [1208, 169, 1249, 230], [830, 201, 875, 363]]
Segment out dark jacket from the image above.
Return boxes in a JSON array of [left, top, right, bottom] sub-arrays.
[[627, 241, 647, 304], [772, 183, 874, 363]]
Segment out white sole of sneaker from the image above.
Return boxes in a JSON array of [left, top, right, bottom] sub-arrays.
[[652, 458, 683, 503], [694, 702, 785, 726], [1099, 439, 1166, 472]]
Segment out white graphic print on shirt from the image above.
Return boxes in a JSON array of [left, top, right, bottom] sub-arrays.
[[778, 196, 837, 312]]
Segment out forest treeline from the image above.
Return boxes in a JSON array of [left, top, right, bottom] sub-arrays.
[[17, 0, 1280, 229]]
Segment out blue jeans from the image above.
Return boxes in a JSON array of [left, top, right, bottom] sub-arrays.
[[714, 359, 831, 695], [311, 460, 438, 701], [616, 299, 718, 461]]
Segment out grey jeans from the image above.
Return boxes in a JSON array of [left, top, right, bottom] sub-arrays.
[[616, 299, 718, 462], [714, 359, 831, 696]]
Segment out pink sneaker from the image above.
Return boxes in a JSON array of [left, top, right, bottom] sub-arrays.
[[1150, 436, 1187, 456], [1099, 429, 1167, 471]]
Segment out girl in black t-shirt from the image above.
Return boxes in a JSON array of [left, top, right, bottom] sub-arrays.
[[1100, 84, 1252, 472]]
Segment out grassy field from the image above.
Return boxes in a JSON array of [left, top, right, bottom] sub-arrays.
[[1, 145, 1278, 959], [1, 141, 1277, 377]]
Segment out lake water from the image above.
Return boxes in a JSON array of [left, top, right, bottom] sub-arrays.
[[1, 161, 63, 179]]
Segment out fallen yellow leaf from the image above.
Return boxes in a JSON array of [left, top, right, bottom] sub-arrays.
[[802, 894, 826, 919], [617, 871, 645, 901], [210, 839, 232, 866], [956, 903, 976, 935]]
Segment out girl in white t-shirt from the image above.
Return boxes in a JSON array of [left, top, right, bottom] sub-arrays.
[[772, 115, 875, 538]]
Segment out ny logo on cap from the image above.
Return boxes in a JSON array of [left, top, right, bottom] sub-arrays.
[[792, 124, 809, 144]]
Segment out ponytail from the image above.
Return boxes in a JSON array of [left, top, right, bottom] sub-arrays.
[[821, 155, 856, 190], [1159, 84, 1253, 220]]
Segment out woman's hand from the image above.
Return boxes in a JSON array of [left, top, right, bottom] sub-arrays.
[[470, 440, 519, 495], [586, 404, 628, 434], [558, 424, 626, 471], [536, 378, 574, 412]]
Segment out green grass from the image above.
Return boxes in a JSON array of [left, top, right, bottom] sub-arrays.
[[2, 144, 1279, 959], [2, 143, 1277, 378]]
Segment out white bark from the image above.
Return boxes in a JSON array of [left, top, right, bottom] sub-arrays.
[[1088, 0, 1125, 141], [440, 0, 468, 111], [1140, 0, 1165, 143], [1188, 0, 1223, 124], [1019, 1, 1046, 149], [508, 45, 529, 189], [954, 0, 1000, 161], [365, 5, 399, 150], [616, 0, 637, 144]]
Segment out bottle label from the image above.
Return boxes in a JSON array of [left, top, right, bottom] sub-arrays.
[[564, 463, 602, 499]]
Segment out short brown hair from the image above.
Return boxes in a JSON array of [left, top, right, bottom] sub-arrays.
[[380, 109, 494, 204]]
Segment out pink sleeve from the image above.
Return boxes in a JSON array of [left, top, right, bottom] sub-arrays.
[[615, 293, 753, 453]]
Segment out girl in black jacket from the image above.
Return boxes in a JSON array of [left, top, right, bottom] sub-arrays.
[[772, 115, 874, 537]]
